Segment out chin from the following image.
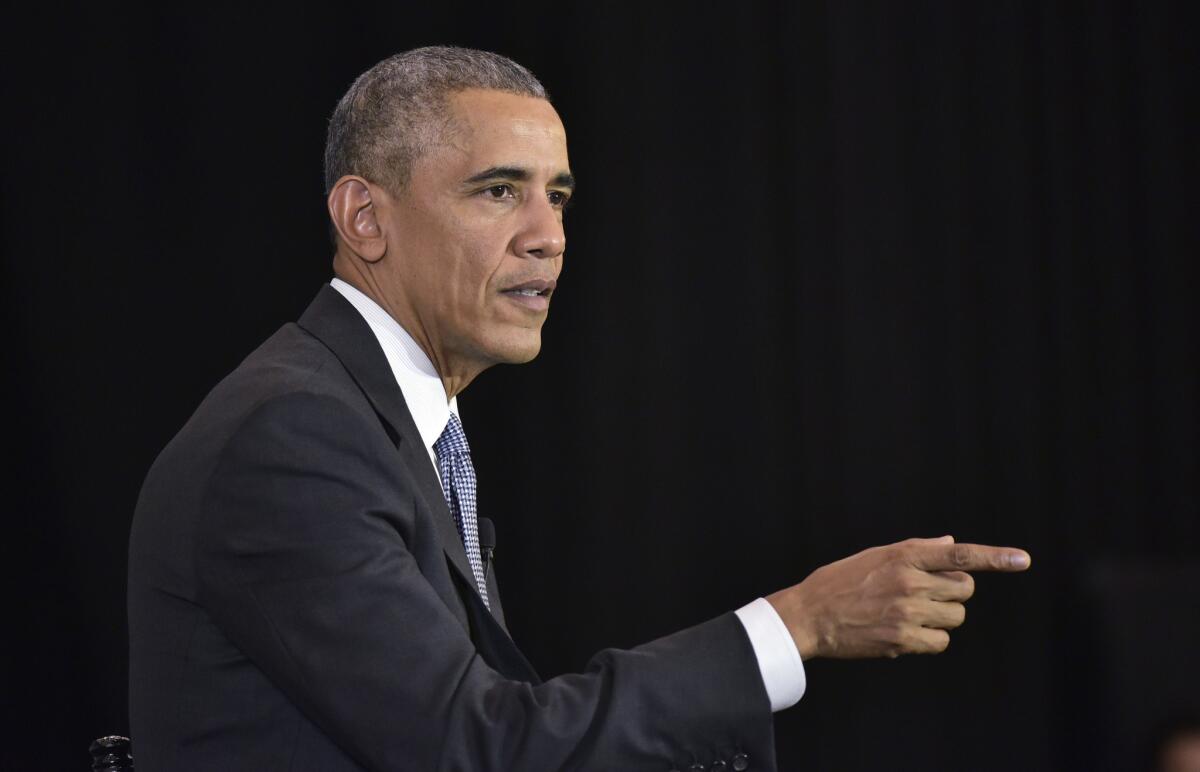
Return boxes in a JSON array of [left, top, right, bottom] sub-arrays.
[[493, 332, 543, 365], [504, 342, 542, 365]]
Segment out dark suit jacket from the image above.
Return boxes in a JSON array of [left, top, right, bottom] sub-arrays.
[[128, 284, 777, 771]]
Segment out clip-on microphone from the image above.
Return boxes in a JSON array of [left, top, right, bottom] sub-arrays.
[[478, 517, 496, 579]]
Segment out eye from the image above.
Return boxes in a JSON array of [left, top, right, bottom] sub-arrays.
[[548, 190, 572, 208], [484, 184, 514, 199]]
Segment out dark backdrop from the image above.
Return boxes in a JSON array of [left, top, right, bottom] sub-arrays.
[[3, 3, 1196, 770]]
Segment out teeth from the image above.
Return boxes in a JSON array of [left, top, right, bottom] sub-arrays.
[[512, 289, 541, 296]]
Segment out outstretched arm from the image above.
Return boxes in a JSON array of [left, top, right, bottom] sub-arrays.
[[195, 391, 777, 772]]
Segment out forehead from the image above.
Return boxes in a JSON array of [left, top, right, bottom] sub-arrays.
[[437, 88, 568, 169]]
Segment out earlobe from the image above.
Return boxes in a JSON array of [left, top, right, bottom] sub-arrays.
[[327, 176, 386, 262]]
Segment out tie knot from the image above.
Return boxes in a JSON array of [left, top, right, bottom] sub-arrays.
[[434, 412, 470, 460]]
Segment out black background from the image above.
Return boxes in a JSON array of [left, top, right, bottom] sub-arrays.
[[3, 3, 1197, 770]]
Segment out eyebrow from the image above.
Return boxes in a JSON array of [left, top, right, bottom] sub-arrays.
[[463, 166, 576, 192]]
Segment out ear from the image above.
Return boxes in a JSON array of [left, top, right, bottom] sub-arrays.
[[327, 176, 386, 262]]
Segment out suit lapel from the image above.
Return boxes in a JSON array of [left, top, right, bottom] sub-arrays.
[[296, 285, 486, 620], [486, 564, 507, 629], [450, 562, 539, 682]]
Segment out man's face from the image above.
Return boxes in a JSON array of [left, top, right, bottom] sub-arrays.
[[375, 88, 572, 374]]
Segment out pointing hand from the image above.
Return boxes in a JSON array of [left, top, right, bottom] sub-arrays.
[[766, 536, 1031, 660]]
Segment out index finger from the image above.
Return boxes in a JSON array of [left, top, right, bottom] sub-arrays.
[[908, 542, 1031, 573]]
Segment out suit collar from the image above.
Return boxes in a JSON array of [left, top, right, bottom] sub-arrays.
[[297, 284, 414, 448], [327, 277, 459, 455], [296, 284, 499, 626]]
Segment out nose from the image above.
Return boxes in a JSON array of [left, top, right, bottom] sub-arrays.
[[511, 195, 565, 260]]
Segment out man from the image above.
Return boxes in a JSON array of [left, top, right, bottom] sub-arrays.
[[128, 46, 1031, 771]]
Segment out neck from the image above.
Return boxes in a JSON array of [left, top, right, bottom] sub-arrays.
[[333, 252, 486, 400]]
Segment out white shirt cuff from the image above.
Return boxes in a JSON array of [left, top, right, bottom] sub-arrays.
[[733, 597, 807, 712]]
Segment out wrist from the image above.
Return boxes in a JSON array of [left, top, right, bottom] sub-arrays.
[[766, 588, 821, 660]]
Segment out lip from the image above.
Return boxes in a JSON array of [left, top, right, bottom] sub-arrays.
[[499, 278, 556, 312], [501, 278, 557, 294]]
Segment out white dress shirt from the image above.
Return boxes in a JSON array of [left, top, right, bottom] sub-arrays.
[[330, 278, 806, 711]]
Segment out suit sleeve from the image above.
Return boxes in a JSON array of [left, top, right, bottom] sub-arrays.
[[194, 391, 777, 772]]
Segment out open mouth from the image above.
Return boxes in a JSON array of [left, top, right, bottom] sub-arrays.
[[501, 278, 556, 301], [503, 287, 552, 297], [500, 279, 555, 310]]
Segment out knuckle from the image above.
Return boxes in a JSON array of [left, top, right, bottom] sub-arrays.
[[894, 571, 917, 595], [887, 599, 915, 623], [934, 630, 951, 652], [882, 623, 906, 645], [902, 598, 924, 620], [950, 544, 972, 569]]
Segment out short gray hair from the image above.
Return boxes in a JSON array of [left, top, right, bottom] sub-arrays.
[[323, 46, 548, 196]]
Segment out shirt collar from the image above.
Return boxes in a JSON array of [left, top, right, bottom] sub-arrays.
[[329, 278, 458, 451]]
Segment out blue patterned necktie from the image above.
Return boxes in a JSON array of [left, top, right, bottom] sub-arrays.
[[433, 413, 489, 608]]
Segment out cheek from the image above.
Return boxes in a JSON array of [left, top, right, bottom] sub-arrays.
[[437, 237, 507, 317], [415, 202, 513, 317], [455, 231, 512, 304]]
